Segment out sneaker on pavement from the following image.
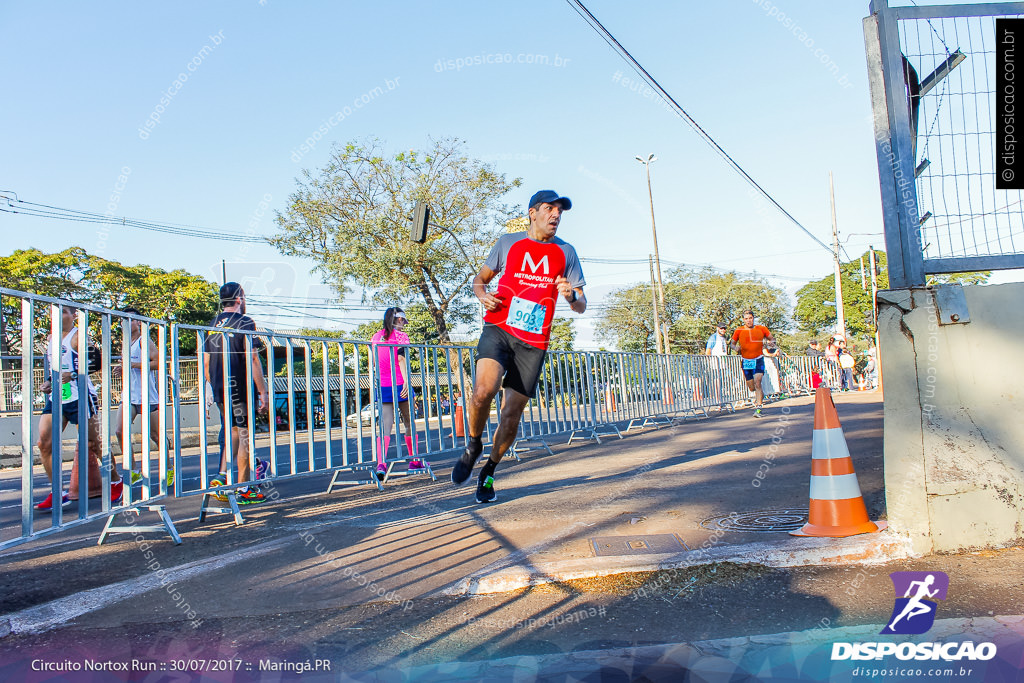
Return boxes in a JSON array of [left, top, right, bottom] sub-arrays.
[[166, 468, 175, 487], [407, 459, 428, 472], [375, 464, 387, 481], [210, 478, 229, 503], [111, 479, 124, 505], [254, 457, 270, 481], [35, 490, 71, 511], [475, 475, 496, 504], [129, 470, 144, 485], [238, 487, 265, 505], [753, 408, 764, 418], [451, 440, 482, 485]]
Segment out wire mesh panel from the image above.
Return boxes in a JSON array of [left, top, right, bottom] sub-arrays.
[[866, 1, 1024, 283]]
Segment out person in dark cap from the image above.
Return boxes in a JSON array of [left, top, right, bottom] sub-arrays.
[[203, 282, 269, 504], [451, 190, 586, 504]]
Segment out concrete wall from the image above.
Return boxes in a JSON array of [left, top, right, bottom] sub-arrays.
[[879, 282, 1024, 554]]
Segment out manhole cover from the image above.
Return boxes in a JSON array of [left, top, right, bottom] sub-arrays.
[[591, 534, 690, 557], [700, 508, 809, 533]]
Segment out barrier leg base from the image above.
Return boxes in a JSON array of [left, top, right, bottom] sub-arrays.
[[98, 505, 182, 545], [326, 465, 383, 493], [594, 424, 623, 440], [198, 492, 244, 525], [402, 459, 437, 481], [510, 438, 552, 461], [568, 429, 602, 446]]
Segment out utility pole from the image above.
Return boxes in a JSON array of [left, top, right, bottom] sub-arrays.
[[870, 245, 882, 389], [649, 255, 663, 355], [868, 247, 879, 331], [636, 154, 669, 353], [829, 172, 847, 339]]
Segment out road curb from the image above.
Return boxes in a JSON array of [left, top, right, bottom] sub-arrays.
[[446, 531, 915, 596]]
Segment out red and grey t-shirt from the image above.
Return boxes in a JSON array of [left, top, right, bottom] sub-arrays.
[[482, 232, 585, 350]]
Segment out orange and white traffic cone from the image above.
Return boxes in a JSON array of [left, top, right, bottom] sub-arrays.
[[791, 386, 886, 537]]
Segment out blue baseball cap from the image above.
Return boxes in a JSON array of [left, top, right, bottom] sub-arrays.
[[529, 190, 572, 211]]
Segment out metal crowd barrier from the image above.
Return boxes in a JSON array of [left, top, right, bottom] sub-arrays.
[[2, 287, 855, 546], [0, 288, 179, 551]]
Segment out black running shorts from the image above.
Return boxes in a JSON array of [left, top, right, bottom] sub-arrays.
[[476, 324, 547, 398]]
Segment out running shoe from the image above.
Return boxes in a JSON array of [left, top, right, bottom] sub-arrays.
[[209, 478, 229, 503], [475, 475, 496, 504], [407, 459, 429, 473], [254, 458, 270, 484], [238, 487, 266, 505], [129, 470, 144, 485], [166, 468, 175, 487], [111, 479, 124, 504], [451, 439, 482, 485], [375, 464, 387, 481], [35, 490, 70, 511], [753, 408, 764, 418]]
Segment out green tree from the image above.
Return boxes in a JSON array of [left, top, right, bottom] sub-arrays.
[[927, 271, 991, 286], [595, 267, 790, 353], [795, 249, 991, 347], [593, 283, 657, 352], [270, 137, 521, 343], [548, 317, 576, 352], [794, 250, 889, 346], [0, 247, 218, 358]]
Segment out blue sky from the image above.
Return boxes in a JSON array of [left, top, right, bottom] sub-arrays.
[[3, 0, 1012, 347]]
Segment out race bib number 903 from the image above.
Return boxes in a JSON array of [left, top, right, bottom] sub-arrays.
[[507, 296, 546, 335]]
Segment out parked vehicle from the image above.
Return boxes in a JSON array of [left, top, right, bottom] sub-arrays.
[[346, 403, 379, 427]]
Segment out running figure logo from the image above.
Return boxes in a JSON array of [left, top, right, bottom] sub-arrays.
[[880, 571, 949, 634]]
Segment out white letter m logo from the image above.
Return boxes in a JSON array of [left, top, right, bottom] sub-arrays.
[[521, 252, 550, 274]]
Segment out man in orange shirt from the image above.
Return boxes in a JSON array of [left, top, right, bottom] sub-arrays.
[[731, 309, 775, 418]]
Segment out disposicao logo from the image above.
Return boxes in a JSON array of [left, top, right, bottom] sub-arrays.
[[880, 571, 949, 635], [831, 571, 998, 662]]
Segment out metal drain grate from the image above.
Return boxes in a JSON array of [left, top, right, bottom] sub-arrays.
[[591, 534, 689, 557], [700, 508, 809, 533]]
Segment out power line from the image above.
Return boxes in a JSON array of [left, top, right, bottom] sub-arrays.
[[0, 194, 268, 243], [565, 0, 835, 256]]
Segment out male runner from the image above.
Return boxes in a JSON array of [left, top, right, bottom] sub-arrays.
[[203, 283, 270, 504], [113, 308, 173, 486], [36, 305, 124, 509], [731, 309, 775, 418], [451, 190, 586, 503]]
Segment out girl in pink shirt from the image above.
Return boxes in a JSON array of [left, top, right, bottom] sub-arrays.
[[371, 307, 425, 477]]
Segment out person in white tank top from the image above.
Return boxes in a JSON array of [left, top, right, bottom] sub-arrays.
[[35, 305, 124, 510], [114, 308, 172, 486]]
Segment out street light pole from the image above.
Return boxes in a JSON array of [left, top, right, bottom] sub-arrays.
[[649, 255, 663, 355], [829, 171, 847, 340], [636, 153, 670, 353]]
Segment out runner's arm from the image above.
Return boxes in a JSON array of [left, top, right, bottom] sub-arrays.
[[251, 347, 269, 410], [142, 338, 159, 370], [555, 275, 586, 314], [473, 266, 504, 311], [41, 341, 52, 393]]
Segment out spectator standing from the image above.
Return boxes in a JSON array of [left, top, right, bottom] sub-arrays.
[[837, 339, 855, 391], [370, 306, 426, 478], [704, 324, 729, 357]]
